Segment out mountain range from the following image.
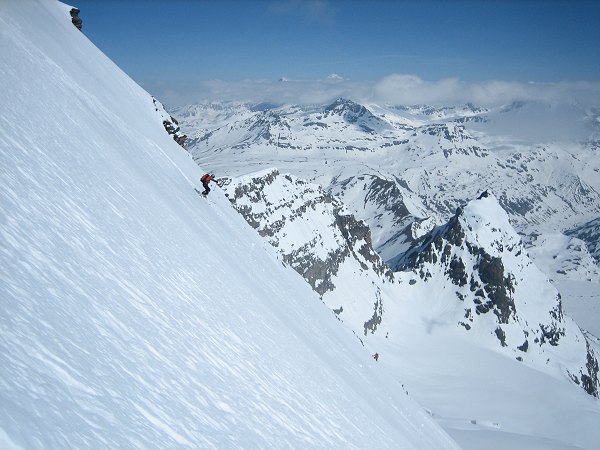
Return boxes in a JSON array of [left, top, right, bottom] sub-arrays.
[[174, 97, 600, 280], [172, 95, 600, 447]]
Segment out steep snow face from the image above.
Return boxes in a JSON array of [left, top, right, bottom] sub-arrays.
[[221, 169, 395, 335], [0, 1, 459, 448], [399, 193, 599, 397]]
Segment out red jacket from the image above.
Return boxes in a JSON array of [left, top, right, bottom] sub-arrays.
[[201, 174, 214, 184]]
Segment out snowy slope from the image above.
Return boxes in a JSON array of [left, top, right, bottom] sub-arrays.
[[397, 193, 598, 394], [567, 217, 600, 264], [0, 1, 458, 448], [525, 232, 600, 282]]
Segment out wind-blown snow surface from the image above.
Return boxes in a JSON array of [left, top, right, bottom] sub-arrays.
[[0, 1, 458, 448]]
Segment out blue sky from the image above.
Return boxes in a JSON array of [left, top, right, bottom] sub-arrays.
[[73, 0, 600, 107]]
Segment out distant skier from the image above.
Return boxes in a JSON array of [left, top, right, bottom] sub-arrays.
[[372, 352, 379, 362], [200, 173, 217, 196]]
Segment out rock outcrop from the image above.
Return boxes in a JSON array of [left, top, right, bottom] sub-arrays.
[[70, 7, 82, 31], [152, 97, 187, 148], [222, 169, 395, 335], [397, 192, 600, 396]]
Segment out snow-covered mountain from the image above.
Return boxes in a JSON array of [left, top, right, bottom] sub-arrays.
[[397, 192, 598, 397], [379, 194, 600, 449], [525, 232, 600, 283], [0, 1, 459, 448], [176, 98, 600, 299], [174, 87, 600, 446], [3, 0, 600, 448], [567, 217, 600, 264], [216, 168, 600, 448], [222, 168, 600, 397], [178, 99, 600, 241]]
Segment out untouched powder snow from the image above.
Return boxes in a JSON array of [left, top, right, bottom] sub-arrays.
[[0, 1, 458, 448]]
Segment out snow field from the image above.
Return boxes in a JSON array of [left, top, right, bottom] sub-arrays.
[[1, 1, 458, 448]]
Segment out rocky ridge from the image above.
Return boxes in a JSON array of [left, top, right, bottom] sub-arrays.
[[397, 192, 599, 396], [221, 169, 394, 336], [153, 97, 187, 148]]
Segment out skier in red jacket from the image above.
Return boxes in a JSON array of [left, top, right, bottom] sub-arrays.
[[200, 173, 217, 196]]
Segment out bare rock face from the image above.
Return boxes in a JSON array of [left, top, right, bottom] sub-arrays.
[[70, 8, 82, 31], [222, 169, 394, 336], [152, 97, 187, 148]]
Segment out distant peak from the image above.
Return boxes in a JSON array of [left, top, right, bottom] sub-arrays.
[[324, 98, 367, 116], [454, 191, 521, 254], [477, 189, 489, 199], [326, 97, 357, 107]]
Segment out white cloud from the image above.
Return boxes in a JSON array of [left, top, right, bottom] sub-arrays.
[[143, 75, 600, 109], [372, 75, 463, 105], [371, 75, 600, 107], [143, 77, 370, 108]]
